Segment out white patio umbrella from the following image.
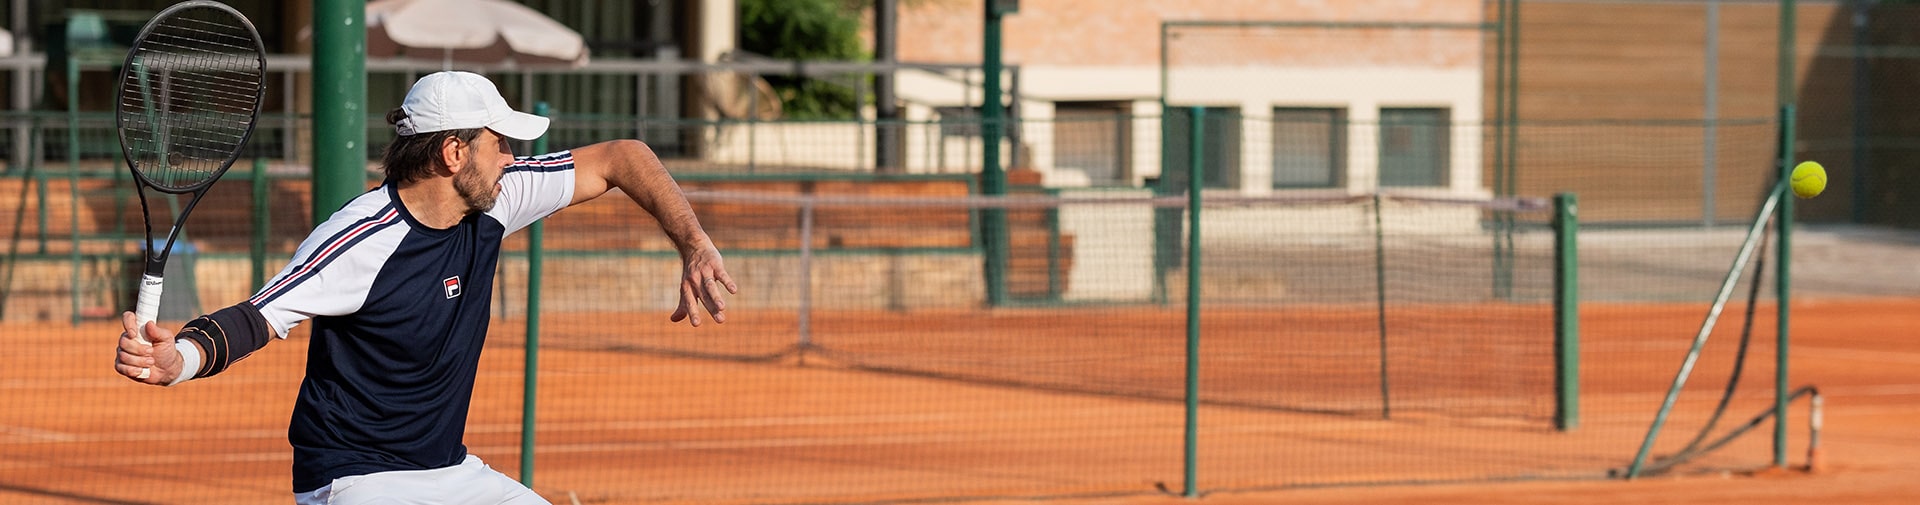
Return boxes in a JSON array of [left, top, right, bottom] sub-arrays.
[[366, 0, 589, 69]]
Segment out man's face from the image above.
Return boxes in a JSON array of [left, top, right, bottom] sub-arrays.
[[453, 129, 515, 212]]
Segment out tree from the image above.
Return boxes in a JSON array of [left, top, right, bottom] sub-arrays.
[[738, 0, 868, 119]]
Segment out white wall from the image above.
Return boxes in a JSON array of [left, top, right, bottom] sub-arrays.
[[890, 64, 1487, 197]]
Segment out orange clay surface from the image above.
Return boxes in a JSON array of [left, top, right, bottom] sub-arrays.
[[2, 298, 1916, 504]]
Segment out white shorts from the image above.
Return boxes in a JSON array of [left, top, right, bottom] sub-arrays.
[[293, 455, 550, 505]]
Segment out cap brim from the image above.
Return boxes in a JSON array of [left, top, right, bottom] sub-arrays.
[[488, 111, 550, 141]]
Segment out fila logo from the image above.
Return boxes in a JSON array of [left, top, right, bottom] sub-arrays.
[[443, 276, 462, 299]]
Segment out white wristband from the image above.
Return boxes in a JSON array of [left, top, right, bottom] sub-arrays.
[[170, 339, 203, 386]]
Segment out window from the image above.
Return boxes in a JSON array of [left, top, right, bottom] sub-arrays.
[[1054, 102, 1132, 186], [936, 106, 982, 138], [1378, 108, 1450, 187], [1163, 106, 1242, 191], [1271, 108, 1345, 188]]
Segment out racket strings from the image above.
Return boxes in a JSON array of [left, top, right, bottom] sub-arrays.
[[118, 8, 264, 192]]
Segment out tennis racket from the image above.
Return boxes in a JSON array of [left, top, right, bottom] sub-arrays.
[[116, 0, 266, 351]]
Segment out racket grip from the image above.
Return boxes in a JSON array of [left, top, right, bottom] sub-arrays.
[[133, 274, 164, 347]]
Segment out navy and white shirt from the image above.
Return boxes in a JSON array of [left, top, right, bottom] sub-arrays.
[[247, 152, 576, 493]]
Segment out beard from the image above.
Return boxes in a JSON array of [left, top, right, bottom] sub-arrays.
[[453, 157, 498, 212]]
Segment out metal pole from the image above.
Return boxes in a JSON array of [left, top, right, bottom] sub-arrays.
[[1775, 0, 1797, 470], [312, 0, 368, 227], [521, 102, 550, 487], [1505, 0, 1522, 200], [747, 89, 757, 173], [66, 57, 78, 325], [1490, 0, 1508, 299], [1555, 193, 1581, 431], [1180, 106, 1205, 499], [9, 0, 27, 173], [251, 158, 269, 290], [1705, 0, 1721, 226], [1373, 193, 1391, 420], [1155, 22, 1171, 305], [981, 3, 1010, 305], [1849, 1, 1872, 223], [798, 199, 815, 351], [876, 0, 901, 173]]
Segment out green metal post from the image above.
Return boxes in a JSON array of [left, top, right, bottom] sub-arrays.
[[1554, 193, 1580, 431], [1490, 0, 1509, 300], [1505, 0, 1524, 298], [980, 2, 1009, 305], [1181, 106, 1204, 499], [522, 102, 550, 487], [1372, 194, 1391, 419], [1046, 203, 1062, 299], [1495, 0, 1523, 300], [1774, 0, 1796, 470], [1153, 22, 1171, 305], [67, 57, 80, 325], [1506, 0, 1522, 200], [312, 0, 368, 227], [251, 159, 269, 290], [35, 128, 46, 254]]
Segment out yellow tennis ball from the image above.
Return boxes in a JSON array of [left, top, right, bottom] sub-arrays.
[[1791, 161, 1826, 199]]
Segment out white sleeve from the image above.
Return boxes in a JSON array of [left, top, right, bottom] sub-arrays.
[[246, 206, 408, 338], [488, 151, 577, 236]]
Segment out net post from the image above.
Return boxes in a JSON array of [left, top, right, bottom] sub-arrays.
[[1372, 193, 1390, 420], [798, 197, 815, 352], [251, 158, 269, 290], [1180, 106, 1204, 499], [1554, 192, 1580, 431], [520, 102, 550, 488], [1773, 0, 1797, 470]]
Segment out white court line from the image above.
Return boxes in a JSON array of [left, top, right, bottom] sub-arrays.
[[0, 422, 1180, 469], [1794, 346, 1920, 366], [1819, 383, 1920, 397], [461, 408, 1171, 435], [0, 425, 77, 442], [0, 407, 1171, 446], [14, 382, 1920, 446]]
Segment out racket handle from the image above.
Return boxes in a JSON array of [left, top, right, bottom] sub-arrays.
[[133, 274, 164, 347]]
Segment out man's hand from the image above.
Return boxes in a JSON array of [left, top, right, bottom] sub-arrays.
[[672, 246, 737, 327], [114, 311, 184, 386]]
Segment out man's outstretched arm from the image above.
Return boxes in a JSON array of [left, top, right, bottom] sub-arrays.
[[566, 140, 736, 326]]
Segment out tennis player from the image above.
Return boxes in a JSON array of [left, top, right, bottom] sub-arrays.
[[112, 71, 737, 504]]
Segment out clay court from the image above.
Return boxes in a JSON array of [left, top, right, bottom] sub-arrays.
[[4, 296, 1917, 505]]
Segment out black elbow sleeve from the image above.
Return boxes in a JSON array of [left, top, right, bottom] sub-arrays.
[[175, 303, 274, 378]]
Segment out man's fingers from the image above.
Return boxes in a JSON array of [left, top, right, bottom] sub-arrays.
[[671, 283, 696, 324], [140, 321, 167, 344], [114, 362, 148, 380], [120, 311, 141, 341], [700, 281, 727, 324], [121, 311, 154, 347], [119, 333, 154, 359], [113, 311, 167, 384]]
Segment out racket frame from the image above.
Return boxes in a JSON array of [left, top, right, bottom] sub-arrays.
[[113, 0, 267, 329]]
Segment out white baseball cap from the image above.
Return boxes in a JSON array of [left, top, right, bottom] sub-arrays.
[[396, 71, 549, 141]]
